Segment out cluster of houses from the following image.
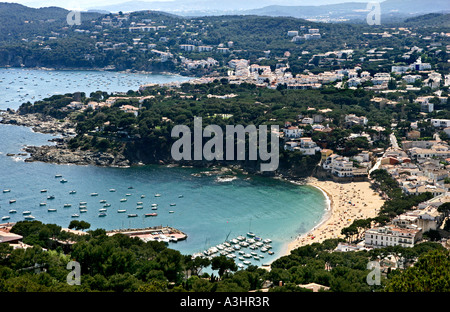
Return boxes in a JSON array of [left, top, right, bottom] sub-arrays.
[[379, 136, 450, 198], [179, 56, 219, 71], [364, 192, 449, 249], [288, 27, 322, 42], [226, 58, 377, 90], [67, 95, 158, 117]]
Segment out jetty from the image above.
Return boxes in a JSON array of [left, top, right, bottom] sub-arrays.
[[106, 225, 187, 243]]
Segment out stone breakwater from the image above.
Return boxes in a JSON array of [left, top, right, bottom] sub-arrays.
[[0, 111, 130, 168]]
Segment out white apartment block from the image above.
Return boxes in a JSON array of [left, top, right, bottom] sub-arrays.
[[283, 126, 302, 138], [431, 119, 450, 128], [298, 137, 321, 155], [365, 225, 422, 248]]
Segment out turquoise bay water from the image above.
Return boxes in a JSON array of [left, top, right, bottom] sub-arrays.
[[0, 68, 327, 265]]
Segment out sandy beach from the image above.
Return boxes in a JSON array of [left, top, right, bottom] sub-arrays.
[[284, 177, 385, 255]]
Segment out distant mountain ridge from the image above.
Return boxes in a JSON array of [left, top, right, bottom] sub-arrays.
[[88, 0, 450, 20], [243, 0, 450, 21]]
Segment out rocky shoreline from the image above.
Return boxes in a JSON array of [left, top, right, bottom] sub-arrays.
[[0, 111, 76, 136], [0, 111, 316, 177], [0, 111, 130, 167]]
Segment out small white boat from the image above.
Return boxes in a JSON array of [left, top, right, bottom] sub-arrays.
[[140, 195, 146, 198], [79, 209, 87, 213], [120, 199, 127, 202], [2, 216, 10, 221], [151, 203, 158, 207], [9, 210, 16, 214], [79, 201, 87, 205], [169, 211, 175, 214], [64, 204, 72, 208], [9, 200, 16, 204], [48, 208, 57, 212], [98, 212, 107, 217], [55, 174, 62, 178], [137, 202, 143, 205], [24, 215, 35, 220], [71, 214, 79, 218], [243, 261, 251, 265], [40, 189, 47, 193], [90, 193, 98, 196], [79, 206, 87, 209], [117, 210, 127, 213], [178, 195, 184, 198], [40, 203, 47, 206], [69, 190, 76, 194], [170, 203, 176, 206], [60, 179, 68, 183], [126, 194, 132, 197], [23, 211, 31, 215], [99, 200, 107, 203], [109, 189, 116, 192], [103, 203, 111, 207], [247, 232, 255, 237], [136, 206, 143, 209], [154, 194, 161, 197], [128, 214, 138, 218], [3, 190, 11, 193], [99, 208, 107, 212], [237, 263, 244, 269], [151, 206, 158, 210]]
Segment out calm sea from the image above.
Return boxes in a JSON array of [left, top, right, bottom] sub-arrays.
[[0, 68, 327, 266]]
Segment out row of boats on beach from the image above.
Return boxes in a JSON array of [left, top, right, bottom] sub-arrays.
[[193, 233, 274, 269]]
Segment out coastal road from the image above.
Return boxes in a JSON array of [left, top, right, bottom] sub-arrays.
[[390, 133, 399, 149]]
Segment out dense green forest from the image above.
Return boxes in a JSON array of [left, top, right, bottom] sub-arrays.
[[0, 3, 448, 75], [0, 220, 446, 292], [17, 81, 408, 175]]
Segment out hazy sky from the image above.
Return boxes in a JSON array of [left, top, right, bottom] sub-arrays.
[[5, 0, 369, 10]]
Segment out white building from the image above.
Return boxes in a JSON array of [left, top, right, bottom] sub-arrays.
[[365, 225, 422, 248], [431, 119, 450, 128], [283, 126, 302, 138], [297, 137, 321, 155]]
